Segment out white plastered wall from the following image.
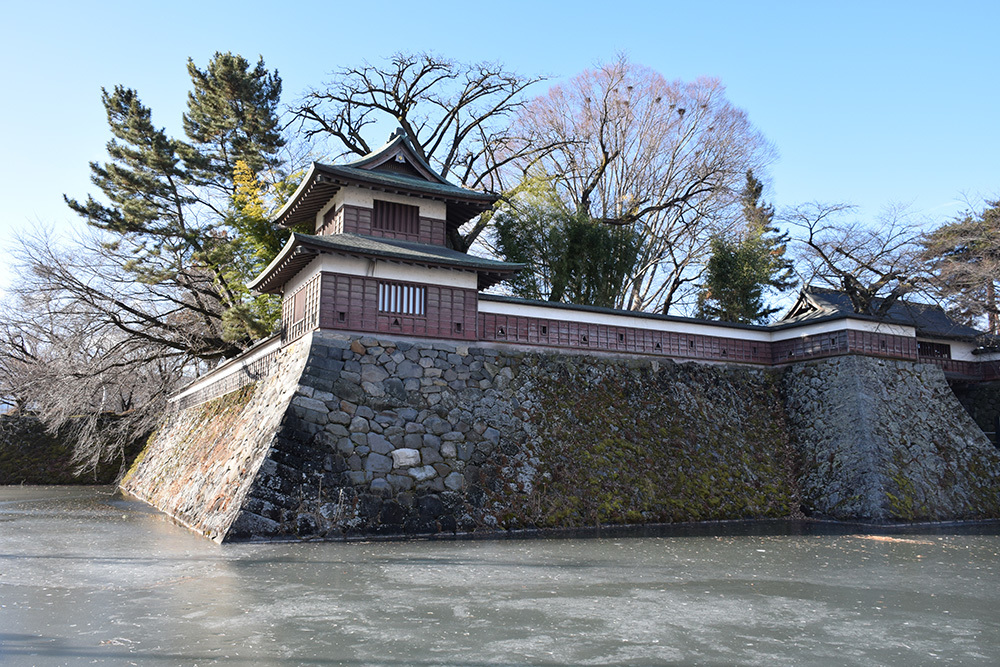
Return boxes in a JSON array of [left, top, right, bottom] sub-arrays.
[[283, 254, 478, 297], [480, 299, 926, 345], [478, 299, 773, 341], [918, 338, 979, 361], [770, 318, 915, 341], [315, 188, 447, 230]]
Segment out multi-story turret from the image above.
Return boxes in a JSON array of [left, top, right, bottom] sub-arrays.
[[248, 129, 522, 343]]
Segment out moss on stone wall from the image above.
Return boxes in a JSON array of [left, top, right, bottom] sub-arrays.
[[122, 337, 311, 542], [493, 358, 799, 528], [121, 384, 258, 490]]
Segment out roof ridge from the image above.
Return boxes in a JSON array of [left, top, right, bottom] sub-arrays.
[[341, 128, 451, 186]]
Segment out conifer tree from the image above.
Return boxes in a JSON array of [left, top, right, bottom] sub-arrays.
[[182, 53, 285, 195], [697, 171, 795, 323], [923, 201, 1000, 334], [63, 52, 291, 359], [66, 86, 194, 248]]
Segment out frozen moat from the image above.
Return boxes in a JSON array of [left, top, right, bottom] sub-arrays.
[[1, 486, 998, 665]]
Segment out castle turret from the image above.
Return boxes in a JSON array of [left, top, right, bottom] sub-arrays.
[[248, 130, 522, 342]]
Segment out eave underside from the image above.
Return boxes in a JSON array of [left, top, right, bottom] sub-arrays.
[[249, 236, 520, 295], [274, 171, 496, 232]]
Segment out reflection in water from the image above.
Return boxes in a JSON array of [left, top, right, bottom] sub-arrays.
[[0, 486, 998, 665]]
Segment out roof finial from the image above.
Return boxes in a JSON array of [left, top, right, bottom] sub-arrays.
[[389, 127, 406, 142]]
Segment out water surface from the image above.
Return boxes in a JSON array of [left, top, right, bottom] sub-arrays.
[[1, 486, 998, 665]]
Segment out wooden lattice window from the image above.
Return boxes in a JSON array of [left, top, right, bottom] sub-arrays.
[[918, 341, 952, 359], [373, 200, 419, 235], [378, 282, 426, 316], [292, 289, 305, 322]]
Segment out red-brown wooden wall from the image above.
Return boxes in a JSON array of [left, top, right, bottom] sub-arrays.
[[477, 311, 769, 364], [313, 273, 477, 341], [319, 204, 447, 246], [280, 269, 995, 380]]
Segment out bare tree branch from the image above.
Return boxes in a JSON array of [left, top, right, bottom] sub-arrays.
[[512, 56, 776, 313], [295, 52, 562, 251], [783, 202, 929, 315], [0, 264, 188, 473]]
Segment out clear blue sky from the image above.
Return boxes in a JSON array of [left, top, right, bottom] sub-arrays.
[[2, 0, 998, 290]]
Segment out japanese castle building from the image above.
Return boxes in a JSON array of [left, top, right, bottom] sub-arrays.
[[174, 131, 1000, 407]]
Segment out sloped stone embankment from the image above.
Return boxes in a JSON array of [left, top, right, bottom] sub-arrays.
[[123, 332, 1000, 541], [783, 356, 1000, 521], [124, 331, 798, 541]]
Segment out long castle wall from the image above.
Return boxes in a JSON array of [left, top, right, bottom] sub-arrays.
[[123, 331, 1000, 542]]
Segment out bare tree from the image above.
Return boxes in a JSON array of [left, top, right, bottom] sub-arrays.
[[1, 230, 196, 472], [21, 229, 240, 361], [0, 315, 34, 414], [295, 52, 559, 251], [784, 202, 929, 315], [511, 56, 776, 313]]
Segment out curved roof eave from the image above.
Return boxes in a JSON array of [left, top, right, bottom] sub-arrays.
[[248, 233, 522, 295], [245, 233, 304, 293], [271, 131, 499, 231], [345, 129, 451, 185], [271, 163, 498, 230]]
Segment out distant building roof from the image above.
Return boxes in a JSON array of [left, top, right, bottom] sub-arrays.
[[272, 129, 498, 230], [248, 233, 523, 294], [780, 287, 984, 341]]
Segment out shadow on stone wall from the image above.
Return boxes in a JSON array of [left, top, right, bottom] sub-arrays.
[[783, 357, 1000, 522], [952, 380, 1000, 446]]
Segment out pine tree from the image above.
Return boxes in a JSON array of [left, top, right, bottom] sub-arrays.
[[697, 171, 796, 323], [63, 53, 291, 359], [923, 201, 1000, 334], [66, 86, 194, 248], [182, 53, 284, 194]]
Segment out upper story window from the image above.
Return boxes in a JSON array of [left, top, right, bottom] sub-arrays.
[[918, 340, 952, 359], [378, 282, 426, 316], [373, 199, 419, 235]]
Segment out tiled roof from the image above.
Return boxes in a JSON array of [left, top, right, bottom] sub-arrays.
[[780, 287, 984, 341], [248, 233, 522, 294], [271, 130, 498, 230], [314, 162, 496, 202]]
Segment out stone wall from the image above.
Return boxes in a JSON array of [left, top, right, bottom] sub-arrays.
[[233, 333, 798, 540], [782, 356, 1000, 521], [120, 338, 309, 540], [123, 332, 1000, 541], [952, 380, 1000, 441], [124, 331, 800, 541]]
